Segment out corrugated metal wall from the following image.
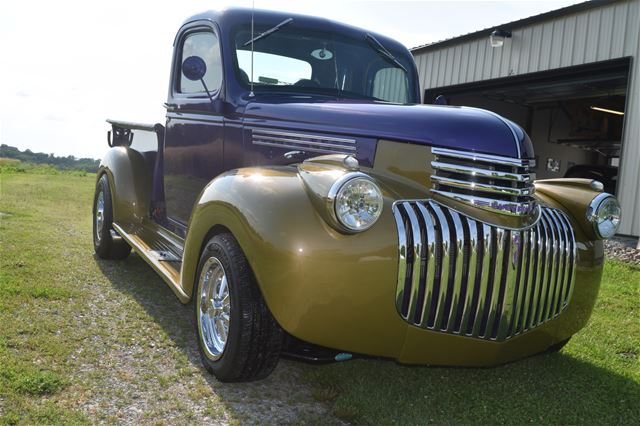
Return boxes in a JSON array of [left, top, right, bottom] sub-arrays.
[[372, 68, 409, 103], [412, 0, 640, 236]]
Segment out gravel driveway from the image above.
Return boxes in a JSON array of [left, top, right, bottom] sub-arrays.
[[77, 254, 338, 425], [605, 235, 640, 265]]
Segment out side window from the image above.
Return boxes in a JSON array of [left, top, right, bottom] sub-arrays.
[[372, 67, 408, 103], [180, 32, 222, 94]]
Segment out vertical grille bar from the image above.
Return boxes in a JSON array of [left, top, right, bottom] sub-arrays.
[[542, 211, 558, 321], [552, 211, 571, 315], [393, 201, 576, 342], [557, 211, 577, 306], [459, 218, 479, 335], [484, 228, 506, 338], [402, 203, 425, 322], [472, 223, 493, 338], [533, 217, 549, 327], [498, 230, 523, 340], [416, 204, 437, 327], [522, 224, 539, 332], [510, 229, 528, 336], [428, 202, 451, 331], [447, 211, 466, 332], [392, 205, 409, 317], [547, 210, 566, 317]]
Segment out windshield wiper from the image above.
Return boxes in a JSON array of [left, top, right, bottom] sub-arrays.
[[365, 33, 407, 73], [243, 18, 293, 46]]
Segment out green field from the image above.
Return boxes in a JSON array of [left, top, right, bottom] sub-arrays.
[[0, 171, 638, 424]]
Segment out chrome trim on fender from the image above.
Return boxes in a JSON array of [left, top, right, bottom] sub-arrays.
[[431, 175, 534, 197], [431, 190, 537, 216], [431, 161, 532, 182], [392, 200, 576, 342], [430, 147, 537, 218], [431, 147, 535, 168]]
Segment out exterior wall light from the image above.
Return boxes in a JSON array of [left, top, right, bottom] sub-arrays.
[[490, 29, 512, 47]]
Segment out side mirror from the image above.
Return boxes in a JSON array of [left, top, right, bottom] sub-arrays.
[[434, 95, 448, 105], [182, 56, 207, 81], [180, 56, 218, 110]]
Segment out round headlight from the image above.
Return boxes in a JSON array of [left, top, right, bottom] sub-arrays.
[[587, 193, 621, 239], [330, 174, 383, 232]]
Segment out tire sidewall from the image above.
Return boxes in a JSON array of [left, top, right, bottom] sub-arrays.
[[93, 175, 112, 255], [194, 237, 243, 378]]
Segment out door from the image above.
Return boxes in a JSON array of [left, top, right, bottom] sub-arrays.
[[163, 26, 225, 236]]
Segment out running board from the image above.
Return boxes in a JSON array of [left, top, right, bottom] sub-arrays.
[[149, 250, 181, 262], [111, 222, 190, 303]]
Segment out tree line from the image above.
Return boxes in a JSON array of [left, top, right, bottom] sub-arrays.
[[0, 144, 100, 173]]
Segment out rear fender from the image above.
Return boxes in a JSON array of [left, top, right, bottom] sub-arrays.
[[97, 146, 153, 224]]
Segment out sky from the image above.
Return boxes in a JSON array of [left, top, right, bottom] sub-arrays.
[[0, 0, 583, 160]]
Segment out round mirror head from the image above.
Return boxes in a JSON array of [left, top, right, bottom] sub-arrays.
[[434, 95, 448, 105], [182, 56, 207, 81], [311, 48, 333, 60]]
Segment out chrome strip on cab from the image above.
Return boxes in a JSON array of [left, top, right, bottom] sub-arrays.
[[251, 128, 356, 155]]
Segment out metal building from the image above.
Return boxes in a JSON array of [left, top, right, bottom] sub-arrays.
[[412, 0, 640, 237]]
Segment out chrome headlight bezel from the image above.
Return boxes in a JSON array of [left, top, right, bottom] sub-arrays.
[[327, 172, 383, 233], [586, 193, 621, 239]]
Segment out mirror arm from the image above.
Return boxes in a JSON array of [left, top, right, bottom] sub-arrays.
[[200, 78, 216, 108]]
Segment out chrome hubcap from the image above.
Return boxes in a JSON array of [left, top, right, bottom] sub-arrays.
[[95, 190, 105, 242], [197, 257, 230, 360]]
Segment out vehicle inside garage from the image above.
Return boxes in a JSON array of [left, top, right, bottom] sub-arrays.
[[425, 58, 629, 195]]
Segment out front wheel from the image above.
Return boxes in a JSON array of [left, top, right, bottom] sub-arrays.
[[195, 233, 282, 382]]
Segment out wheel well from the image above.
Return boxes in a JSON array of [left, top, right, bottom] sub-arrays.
[[194, 225, 274, 320], [200, 225, 233, 254], [190, 225, 234, 301]]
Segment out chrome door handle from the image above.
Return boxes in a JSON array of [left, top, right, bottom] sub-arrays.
[[284, 150, 305, 159]]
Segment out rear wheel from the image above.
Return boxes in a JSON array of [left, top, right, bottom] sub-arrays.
[[93, 174, 131, 260], [194, 233, 282, 382]]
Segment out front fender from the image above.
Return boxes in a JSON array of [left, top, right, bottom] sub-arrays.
[[181, 165, 412, 358], [97, 147, 152, 224], [180, 163, 606, 362]]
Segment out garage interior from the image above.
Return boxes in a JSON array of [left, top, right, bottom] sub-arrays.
[[425, 58, 630, 195]]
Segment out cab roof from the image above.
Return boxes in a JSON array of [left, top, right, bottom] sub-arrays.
[[178, 7, 409, 54]]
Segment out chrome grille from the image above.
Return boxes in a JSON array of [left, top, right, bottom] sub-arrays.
[[251, 128, 356, 155], [431, 147, 536, 216], [392, 200, 576, 341]]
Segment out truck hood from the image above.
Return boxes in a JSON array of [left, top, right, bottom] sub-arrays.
[[244, 100, 533, 159]]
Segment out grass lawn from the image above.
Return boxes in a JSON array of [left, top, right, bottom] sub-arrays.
[[0, 171, 638, 424]]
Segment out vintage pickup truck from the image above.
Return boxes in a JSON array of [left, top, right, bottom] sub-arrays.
[[94, 8, 621, 382]]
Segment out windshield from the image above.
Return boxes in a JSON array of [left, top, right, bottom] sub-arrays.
[[233, 24, 417, 103]]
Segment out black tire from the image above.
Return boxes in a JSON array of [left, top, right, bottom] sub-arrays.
[[547, 337, 571, 353], [194, 233, 282, 382], [93, 174, 131, 260]]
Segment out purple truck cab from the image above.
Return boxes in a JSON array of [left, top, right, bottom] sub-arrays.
[[157, 8, 534, 233]]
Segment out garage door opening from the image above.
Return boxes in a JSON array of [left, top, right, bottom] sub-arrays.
[[425, 58, 631, 196]]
